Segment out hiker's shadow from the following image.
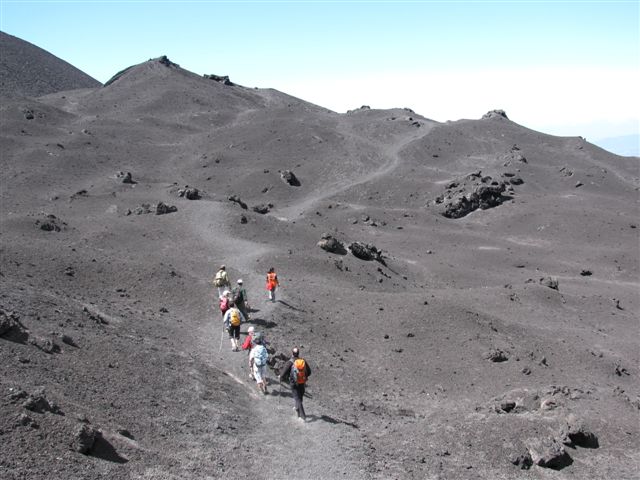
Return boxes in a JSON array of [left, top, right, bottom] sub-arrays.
[[250, 317, 277, 329], [277, 300, 306, 312], [305, 414, 359, 429], [270, 386, 292, 398]]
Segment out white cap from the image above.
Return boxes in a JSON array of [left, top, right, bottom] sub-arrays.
[[237, 279, 243, 284], [248, 326, 255, 333]]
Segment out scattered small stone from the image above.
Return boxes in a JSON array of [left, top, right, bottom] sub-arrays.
[[252, 204, 272, 214], [539, 276, 559, 290], [500, 400, 517, 413], [612, 298, 624, 310], [575, 181, 583, 188], [155, 202, 177, 215], [614, 363, 630, 376], [60, 334, 77, 347], [580, 269, 592, 276], [16, 413, 39, 429], [509, 451, 533, 470], [280, 170, 300, 186], [177, 185, 200, 200], [22, 389, 62, 414], [485, 349, 509, 362], [240, 214, 248, 224], [228, 195, 248, 209], [117, 171, 136, 184]]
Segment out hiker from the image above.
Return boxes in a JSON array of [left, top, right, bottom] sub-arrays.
[[219, 290, 231, 318], [241, 325, 255, 351], [242, 326, 256, 379], [265, 267, 279, 302], [279, 347, 311, 420], [223, 301, 245, 351], [249, 334, 269, 394], [213, 265, 231, 298], [232, 279, 250, 319]]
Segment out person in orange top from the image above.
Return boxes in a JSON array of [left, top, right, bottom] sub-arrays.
[[265, 267, 279, 302]]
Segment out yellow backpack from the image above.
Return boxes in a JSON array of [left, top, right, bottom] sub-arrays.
[[229, 309, 241, 327]]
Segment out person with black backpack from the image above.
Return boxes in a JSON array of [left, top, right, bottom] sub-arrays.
[[278, 347, 311, 420]]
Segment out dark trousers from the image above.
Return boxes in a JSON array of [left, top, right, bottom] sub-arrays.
[[291, 383, 306, 419]]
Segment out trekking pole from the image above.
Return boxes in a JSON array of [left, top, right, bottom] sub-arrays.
[[218, 324, 224, 353]]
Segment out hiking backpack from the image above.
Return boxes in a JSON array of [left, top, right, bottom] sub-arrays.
[[232, 288, 244, 305], [214, 271, 224, 287], [229, 309, 241, 327], [219, 297, 229, 313], [290, 358, 307, 385], [253, 345, 268, 367]]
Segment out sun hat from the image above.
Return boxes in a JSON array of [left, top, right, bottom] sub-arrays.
[[237, 279, 243, 284], [248, 326, 255, 333]]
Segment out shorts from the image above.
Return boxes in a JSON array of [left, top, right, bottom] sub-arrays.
[[253, 363, 267, 383], [228, 325, 240, 339]]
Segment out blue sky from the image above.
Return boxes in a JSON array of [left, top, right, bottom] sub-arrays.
[[1, 1, 638, 141]]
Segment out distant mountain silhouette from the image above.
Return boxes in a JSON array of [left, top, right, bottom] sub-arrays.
[[0, 31, 101, 98], [593, 134, 639, 157]]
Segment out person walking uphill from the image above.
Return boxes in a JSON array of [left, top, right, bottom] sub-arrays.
[[232, 279, 250, 319], [265, 267, 279, 302], [223, 301, 245, 351], [213, 265, 231, 298], [219, 290, 231, 318], [279, 347, 311, 420]]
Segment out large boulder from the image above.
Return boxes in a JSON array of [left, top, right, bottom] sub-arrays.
[[177, 186, 200, 200], [558, 414, 599, 448], [317, 233, 346, 254], [72, 423, 99, 454], [349, 242, 384, 263], [442, 182, 507, 219], [155, 202, 177, 215], [526, 437, 572, 470]]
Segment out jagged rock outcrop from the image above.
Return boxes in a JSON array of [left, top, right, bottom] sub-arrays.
[[435, 172, 510, 219], [483, 109, 509, 120], [203, 74, 234, 86]]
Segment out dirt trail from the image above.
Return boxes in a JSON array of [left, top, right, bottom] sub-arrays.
[[189, 294, 369, 479], [274, 118, 433, 220]]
